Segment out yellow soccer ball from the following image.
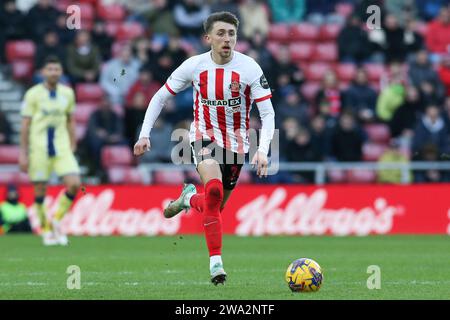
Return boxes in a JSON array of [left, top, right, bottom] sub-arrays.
[[285, 258, 323, 292]]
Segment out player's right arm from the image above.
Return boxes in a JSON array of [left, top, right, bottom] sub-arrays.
[[19, 90, 35, 172], [134, 57, 196, 156]]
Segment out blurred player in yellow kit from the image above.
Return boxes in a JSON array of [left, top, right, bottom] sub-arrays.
[[19, 56, 81, 246]]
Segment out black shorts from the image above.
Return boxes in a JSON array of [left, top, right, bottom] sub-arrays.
[[190, 139, 245, 190]]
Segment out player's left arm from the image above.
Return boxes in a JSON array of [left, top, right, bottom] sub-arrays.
[[249, 65, 275, 178], [252, 98, 275, 178]]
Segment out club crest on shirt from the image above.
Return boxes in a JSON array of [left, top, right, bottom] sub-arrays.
[[229, 80, 241, 93]]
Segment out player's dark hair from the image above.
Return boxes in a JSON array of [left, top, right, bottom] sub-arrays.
[[203, 11, 239, 34], [43, 55, 62, 67]]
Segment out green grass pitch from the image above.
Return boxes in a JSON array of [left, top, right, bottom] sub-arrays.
[[0, 235, 449, 299]]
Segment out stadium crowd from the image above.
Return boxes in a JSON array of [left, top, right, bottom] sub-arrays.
[[1, 0, 450, 184]]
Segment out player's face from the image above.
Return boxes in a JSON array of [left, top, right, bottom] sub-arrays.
[[206, 21, 237, 59], [43, 63, 62, 85]]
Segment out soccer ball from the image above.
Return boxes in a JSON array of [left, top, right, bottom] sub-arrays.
[[285, 258, 323, 292]]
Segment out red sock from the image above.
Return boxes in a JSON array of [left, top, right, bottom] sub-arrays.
[[189, 193, 204, 213], [202, 179, 223, 257]]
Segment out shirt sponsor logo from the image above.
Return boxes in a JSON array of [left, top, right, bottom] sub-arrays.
[[201, 97, 241, 107]]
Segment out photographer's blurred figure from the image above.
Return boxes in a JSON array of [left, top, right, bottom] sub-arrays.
[[0, 184, 32, 234]]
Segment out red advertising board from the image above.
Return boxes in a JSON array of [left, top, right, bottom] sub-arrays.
[[1, 184, 449, 235]]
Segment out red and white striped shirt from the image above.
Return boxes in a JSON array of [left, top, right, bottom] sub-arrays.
[[164, 51, 272, 154]]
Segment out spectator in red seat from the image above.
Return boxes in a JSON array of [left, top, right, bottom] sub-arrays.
[[92, 20, 114, 61], [389, 86, 422, 140], [271, 46, 304, 103], [100, 44, 141, 105], [408, 49, 446, 105], [143, 0, 179, 47], [133, 37, 152, 65], [437, 54, 450, 97], [342, 68, 378, 123], [413, 143, 449, 182], [248, 31, 276, 74], [35, 29, 66, 70], [337, 15, 372, 64], [0, 110, 12, 144], [279, 117, 300, 161], [0, 0, 26, 63], [137, 118, 173, 163], [66, 30, 102, 84], [331, 111, 366, 162], [385, 0, 418, 26], [125, 68, 161, 147], [174, 0, 210, 41], [276, 87, 310, 128], [403, 19, 424, 59], [381, 14, 409, 63], [309, 115, 332, 161], [269, 0, 305, 23], [55, 12, 76, 46], [425, 7, 450, 63], [315, 70, 342, 118], [85, 97, 127, 175], [24, 0, 59, 41], [239, 0, 270, 40], [412, 104, 450, 156], [145, 35, 187, 83], [416, 0, 448, 21], [287, 127, 321, 183]]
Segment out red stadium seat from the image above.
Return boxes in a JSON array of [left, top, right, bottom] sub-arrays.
[[101, 145, 133, 168], [75, 124, 87, 142], [267, 41, 281, 56], [97, 4, 126, 21], [289, 42, 314, 62], [414, 22, 428, 36], [0, 171, 30, 184], [105, 22, 120, 37], [304, 62, 332, 81], [6, 40, 36, 62], [11, 60, 34, 81], [313, 43, 338, 62], [267, 24, 290, 43], [335, 63, 357, 82], [364, 64, 385, 82], [0, 145, 21, 164], [327, 169, 347, 183], [347, 169, 377, 183], [235, 41, 250, 53], [75, 83, 104, 103], [362, 142, 388, 161], [76, 3, 95, 21], [116, 22, 145, 41], [73, 105, 95, 124], [290, 23, 320, 42], [364, 123, 391, 143], [300, 81, 321, 101], [319, 24, 342, 41], [107, 167, 144, 184], [153, 170, 185, 185], [335, 2, 354, 18]]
